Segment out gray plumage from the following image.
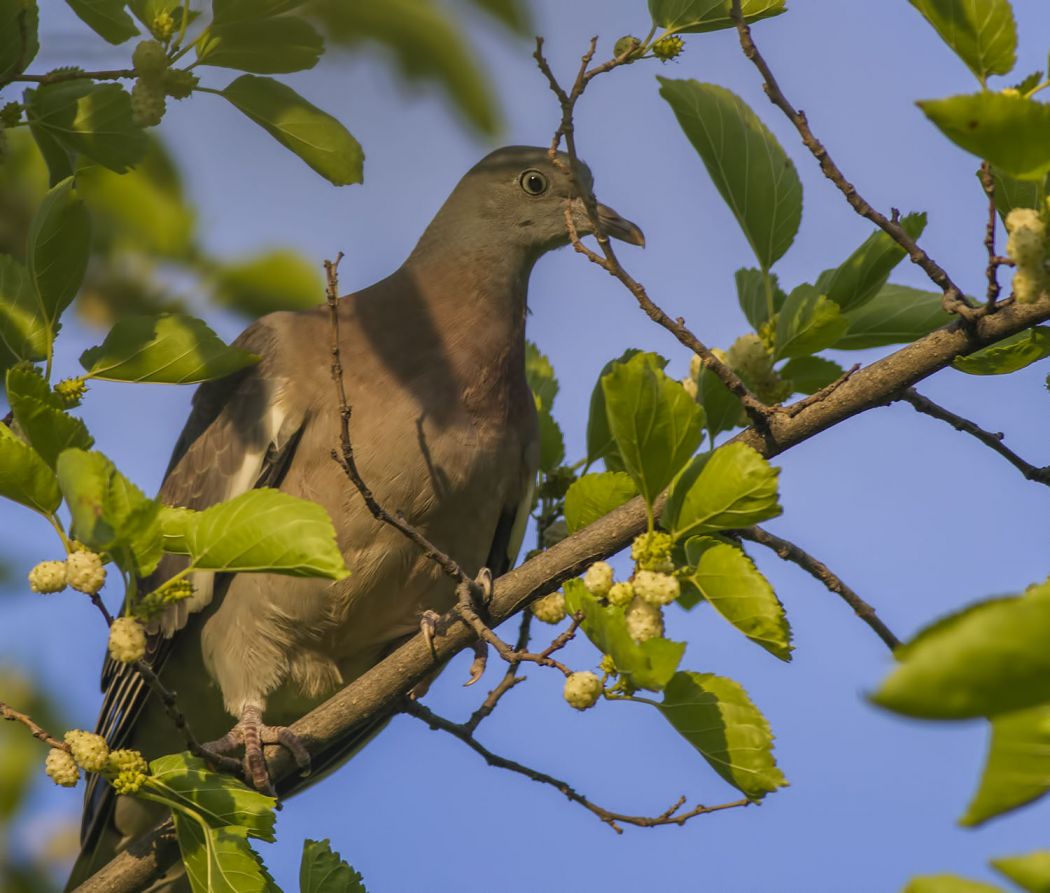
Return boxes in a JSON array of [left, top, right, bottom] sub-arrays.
[[68, 146, 642, 890]]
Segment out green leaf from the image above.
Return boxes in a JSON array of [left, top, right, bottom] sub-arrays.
[[28, 116, 75, 186], [221, 75, 363, 186], [525, 341, 558, 411], [26, 82, 145, 174], [26, 177, 91, 333], [779, 356, 843, 395], [79, 314, 260, 384], [197, 16, 323, 74], [658, 78, 802, 269], [210, 249, 322, 316], [563, 580, 684, 691], [465, 0, 531, 34], [919, 93, 1050, 181], [183, 488, 350, 578], [563, 472, 638, 533], [908, 0, 1016, 81], [872, 581, 1050, 719], [774, 284, 848, 359], [537, 407, 564, 473], [684, 537, 791, 660], [586, 348, 648, 468], [663, 442, 781, 541], [159, 504, 196, 554], [903, 878, 1005, 893], [961, 704, 1050, 826], [145, 753, 276, 839], [6, 364, 93, 468], [55, 448, 161, 575], [953, 327, 1050, 375], [65, 0, 139, 43], [658, 671, 787, 799], [300, 839, 368, 893], [0, 423, 61, 515], [815, 213, 927, 312], [649, 0, 785, 33], [310, 0, 499, 135], [986, 166, 1048, 221], [835, 285, 952, 350], [0, 257, 49, 366], [172, 817, 278, 893], [991, 850, 1050, 892], [212, 0, 309, 25], [0, 0, 39, 79], [736, 267, 785, 330], [601, 352, 703, 507]]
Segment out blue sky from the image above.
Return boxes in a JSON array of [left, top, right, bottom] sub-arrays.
[[5, 1, 1050, 890]]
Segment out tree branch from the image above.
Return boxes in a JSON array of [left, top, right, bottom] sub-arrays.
[[0, 699, 68, 751], [735, 527, 900, 651], [978, 163, 1004, 311], [729, 1, 980, 321], [899, 388, 1050, 486], [404, 699, 749, 833]]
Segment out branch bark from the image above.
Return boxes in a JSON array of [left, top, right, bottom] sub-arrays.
[[77, 291, 1050, 893]]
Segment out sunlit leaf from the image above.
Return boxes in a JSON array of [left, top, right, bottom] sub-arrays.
[[659, 671, 787, 799], [563, 472, 637, 533], [525, 341, 558, 411], [902, 877, 1004, 893], [197, 16, 323, 74], [183, 488, 349, 578], [986, 166, 1047, 221], [0, 423, 61, 515], [953, 327, 1050, 375], [908, 0, 1016, 81], [991, 850, 1050, 893], [6, 364, 93, 468], [774, 284, 847, 359], [779, 356, 843, 395], [872, 580, 1050, 719], [658, 78, 802, 269], [649, 0, 786, 33], [0, 257, 48, 366], [80, 314, 260, 384], [919, 93, 1050, 181], [662, 443, 781, 541], [586, 348, 648, 468], [172, 818, 278, 893], [684, 536, 791, 660], [222, 75, 363, 186]]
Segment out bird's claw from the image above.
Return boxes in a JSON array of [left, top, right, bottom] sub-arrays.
[[420, 609, 446, 655], [203, 705, 311, 793], [464, 639, 487, 687]]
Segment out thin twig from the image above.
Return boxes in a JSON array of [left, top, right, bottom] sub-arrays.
[[978, 163, 1003, 311], [729, 1, 979, 322], [736, 526, 900, 651], [0, 700, 69, 751], [13, 67, 135, 84], [464, 612, 533, 733], [533, 37, 774, 433], [900, 388, 1050, 486], [404, 699, 749, 833], [324, 255, 472, 589]]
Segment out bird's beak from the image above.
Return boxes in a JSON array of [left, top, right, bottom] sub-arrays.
[[596, 202, 646, 247]]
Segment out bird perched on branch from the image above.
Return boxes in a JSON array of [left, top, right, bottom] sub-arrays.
[[68, 145, 643, 890]]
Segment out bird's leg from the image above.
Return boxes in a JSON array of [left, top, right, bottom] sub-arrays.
[[465, 639, 488, 687], [203, 704, 311, 793]]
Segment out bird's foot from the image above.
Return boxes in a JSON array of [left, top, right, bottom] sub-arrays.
[[203, 705, 311, 793]]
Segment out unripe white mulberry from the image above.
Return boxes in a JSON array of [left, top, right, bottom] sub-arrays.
[[727, 333, 792, 404], [1013, 267, 1047, 304], [108, 617, 147, 664], [634, 570, 680, 606], [631, 531, 674, 573], [66, 550, 106, 594], [1005, 209, 1046, 265], [531, 591, 567, 624], [65, 730, 109, 772], [583, 561, 614, 597], [606, 580, 635, 607], [28, 560, 67, 594], [132, 40, 167, 79], [563, 671, 602, 710], [131, 78, 166, 127], [105, 748, 149, 794], [625, 596, 664, 642], [45, 748, 79, 787], [681, 375, 698, 399]]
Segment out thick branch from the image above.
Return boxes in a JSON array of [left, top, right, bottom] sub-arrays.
[[900, 388, 1050, 486], [80, 291, 1050, 893], [736, 527, 900, 651], [404, 699, 749, 833], [729, 2, 979, 321]]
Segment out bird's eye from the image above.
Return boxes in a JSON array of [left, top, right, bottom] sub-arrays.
[[519, 170, 548, 196]]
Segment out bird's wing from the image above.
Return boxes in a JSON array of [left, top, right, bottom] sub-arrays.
[[79, 317, 308, 850]]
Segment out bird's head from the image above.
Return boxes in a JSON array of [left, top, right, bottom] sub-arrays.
[[414, 145, 644, 265]]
